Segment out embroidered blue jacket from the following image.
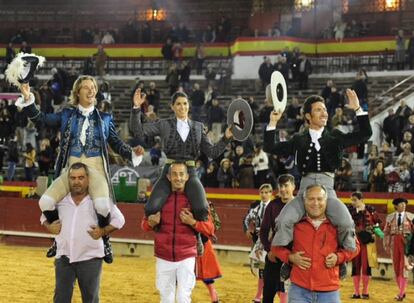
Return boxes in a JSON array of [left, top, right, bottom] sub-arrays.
[[23, 103, 132, 179]]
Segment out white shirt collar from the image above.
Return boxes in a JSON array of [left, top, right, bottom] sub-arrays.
[[78, 104, 95, 117], [396, 211, 405, 218], [309, 127, 324, 151]]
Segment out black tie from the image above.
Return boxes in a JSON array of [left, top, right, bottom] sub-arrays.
[[398, 214, 402, 226]]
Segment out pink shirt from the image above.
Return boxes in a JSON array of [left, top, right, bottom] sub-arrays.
[[40, 194, 125, 263]]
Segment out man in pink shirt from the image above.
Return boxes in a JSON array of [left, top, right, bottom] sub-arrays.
[[41, 162, 125, 303]]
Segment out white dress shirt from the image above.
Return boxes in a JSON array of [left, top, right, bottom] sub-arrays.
[[40, 194, 125, 263], [177, 118, 190, 142]]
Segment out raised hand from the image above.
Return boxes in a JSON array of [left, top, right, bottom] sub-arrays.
[[345, 89, 360, 111], [224, 126, 233, 139], [133, 88, 146, 108], [20, 83, 31, 101], [269, 110, 283, 127]]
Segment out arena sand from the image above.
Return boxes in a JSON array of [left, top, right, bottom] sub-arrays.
[[0, 244, 412, 303]]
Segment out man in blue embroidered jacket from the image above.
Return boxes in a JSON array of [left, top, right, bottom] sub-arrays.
[[19, 76, 142, 262]]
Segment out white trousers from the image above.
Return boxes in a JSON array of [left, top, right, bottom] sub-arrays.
[[156, 257, 196, 303]]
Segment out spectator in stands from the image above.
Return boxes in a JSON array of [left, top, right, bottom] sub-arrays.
[[101, 31, 115, 44], [166, 64, 180, 96], [190, 83, 205, 122], [395, 29, 406, 70], [396, 131, 414, 155], [388, 161, 410, 193], [297, 54, 312, 90], [22, 142, 36, 181], [203, 25, 216, 43], [195, 159, 206, 180], [161, 38, 174, 62], [7, 138, 18, 181], [258, 57, 274, 89], [38, 138, 53, 177], [150, 142, 162, 166], [334, 20, 347, 42], [408, 30, 414, 70], [141, 22, 152, 43], [237, 155, 255, 189], [195, 43, 205, 75], [203, 161, 219, 188], [205, 64, 217, 88], [0, 101, 12, 143], [217, 158, 234, 188], [331, 107, 347, 129], [326, 86, 345, 117], [363, 144, 379, 181], [352, 71, 368, 111], [383, 198, 413, 301], [348, 192, 381, 300], [172, 42, 183, 62], [179, 61, 191, 93], [396, 99, 413, 138], [321, 80, 334, 101], [144, 105, 158, 122], [275, 56, 290, 85], [5, 42, 15, 67], [207, 98, 225, 144], [368, 160, 387, 192], [176, 22, 189, 43], [273, 184, 360, 303], [146, 82, 161, 113], [334, 158, 353, 191], [383, 109, 400, 148], [379, 142, 394, 167], [20, 41, 31, 54], [397, 143, 414, 168], [121, 20, 137, 43], [252, 144, 270, 188], [93, 45, 108, 78], [258, 98, 274, 127]]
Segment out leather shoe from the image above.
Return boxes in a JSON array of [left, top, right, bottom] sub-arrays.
[[46, 241, 57, 258], [339, 263, 347, 280], [280, 263, 292, 282], [103, 236, 113, 264]]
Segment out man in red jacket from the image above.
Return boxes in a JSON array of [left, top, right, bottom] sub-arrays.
[[273, 184, 360, 303], [142, 162, 214, 303]]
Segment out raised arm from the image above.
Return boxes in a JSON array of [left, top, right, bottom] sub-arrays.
[[19, 83, 62, 128]]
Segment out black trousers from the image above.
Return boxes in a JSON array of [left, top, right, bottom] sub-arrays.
[[144, 164, 208, 221], [262, 255, 285, 303]]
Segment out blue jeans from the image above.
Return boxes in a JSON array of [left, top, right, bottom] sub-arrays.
[[7, 161, 16, 181], [288, 283, 341, 303]]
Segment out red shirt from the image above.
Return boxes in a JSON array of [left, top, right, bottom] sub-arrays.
[[142, 191, 214, 262], [272, 217, 360, 292]]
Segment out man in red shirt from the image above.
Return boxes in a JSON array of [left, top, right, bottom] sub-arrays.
[[142, 162, 213, 303], [273, 184, 360, 303]]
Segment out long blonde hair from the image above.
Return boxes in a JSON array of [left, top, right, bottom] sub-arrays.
[[69, 75, 98, 106]]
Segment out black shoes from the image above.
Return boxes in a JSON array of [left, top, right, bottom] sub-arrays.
[[361, 294, 369, 300], [46, 241, 57, 258], [103, 236, 113, 264], [339, 263, 347, 280], [280, 263, 292, 282]]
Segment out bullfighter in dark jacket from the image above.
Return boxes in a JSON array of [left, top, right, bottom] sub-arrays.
[[130, 91, 233, 220], [263, 89, 372, 251]]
